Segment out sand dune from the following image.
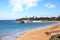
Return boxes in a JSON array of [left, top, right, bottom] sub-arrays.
[[15, 24, 60, 40]]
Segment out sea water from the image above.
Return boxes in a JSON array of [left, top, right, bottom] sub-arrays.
[[0, 20, 59, 40]]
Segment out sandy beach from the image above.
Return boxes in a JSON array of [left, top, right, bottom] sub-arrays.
[[15, 24, 60, 40]]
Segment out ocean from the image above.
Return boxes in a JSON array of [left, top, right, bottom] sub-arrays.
[[0, 20, 59, 40]]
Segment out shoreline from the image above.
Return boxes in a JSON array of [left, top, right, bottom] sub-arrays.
[[19, 23, 60, 35], [43, 21, 60, 22], [15, 23, 60, 40]]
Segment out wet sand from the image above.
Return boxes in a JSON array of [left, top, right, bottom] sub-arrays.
[[16, 24, 60, 40]]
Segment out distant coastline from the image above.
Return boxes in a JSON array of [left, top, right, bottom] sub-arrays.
[[16, 16, 60, 23]]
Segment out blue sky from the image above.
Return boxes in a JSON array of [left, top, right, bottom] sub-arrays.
[[0, 0, 60, 20]]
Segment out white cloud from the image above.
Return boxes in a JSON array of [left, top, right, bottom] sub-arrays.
[[44, 3, 56, 8], [8, 0, 40, 15]]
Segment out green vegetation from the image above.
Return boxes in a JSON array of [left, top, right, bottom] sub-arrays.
[[50, 34, 60, 40], [16, 16, 60, 21]]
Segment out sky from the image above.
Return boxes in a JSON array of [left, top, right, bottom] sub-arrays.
[[0, 0, 60, 20]]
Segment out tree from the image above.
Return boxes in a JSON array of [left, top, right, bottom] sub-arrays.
[[57, 16, 60, 21]]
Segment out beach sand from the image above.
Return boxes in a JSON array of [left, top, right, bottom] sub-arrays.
[[15, 24, 60, 40]]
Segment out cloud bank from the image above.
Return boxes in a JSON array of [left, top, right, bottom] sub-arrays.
[[9, 0, 40, 14], [44, 3, 56, 8]]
